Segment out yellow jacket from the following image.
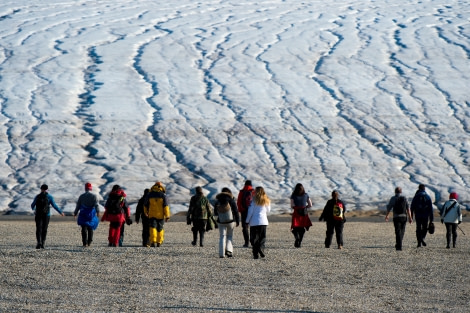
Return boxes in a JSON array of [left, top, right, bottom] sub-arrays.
[[145, 183, 170, 219]]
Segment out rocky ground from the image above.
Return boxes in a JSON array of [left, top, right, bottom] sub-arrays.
[[0, 212, 468, 312]]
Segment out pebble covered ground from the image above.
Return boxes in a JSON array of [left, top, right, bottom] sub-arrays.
[[0, 214, 469, 312]]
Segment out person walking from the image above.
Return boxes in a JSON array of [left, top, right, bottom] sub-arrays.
[[187, 186, 212, 247], [237, 180, 254, 247], [31, 184, 65, 249], [144, 182, 170, 247], [246, 186, 271, 259], [290, 183, 313, 248], [214, 187, 240, 258], [440, 192, 463, 249], [319, 190, 346, 249], [101, 185, 130, 247], [410, 184, 434, 248], [135, 188, 150, 247], [385, 187, 412, 251], [74, 182, 100, 247]]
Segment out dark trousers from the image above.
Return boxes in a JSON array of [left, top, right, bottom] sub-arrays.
[[241, 211, 250, 245], [415, 217, 429, 245], [250, 225, 267, 258], [445, 223, 458, 247], [119, 223, 125, 247], [191, 219, 207, 246], [325, 221, 344, 248], [292, 227, 306, 247], [141, 217, 150, 247], [35, 215, 50, 246], [81, 226, 93, 246], [393, 217, 407, 250]]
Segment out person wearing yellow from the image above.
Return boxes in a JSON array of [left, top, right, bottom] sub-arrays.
[[144, 182, 170, 247]]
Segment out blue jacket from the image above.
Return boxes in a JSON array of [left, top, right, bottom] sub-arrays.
[[410, 190, 433, 221], [31, 192, 63, 216]]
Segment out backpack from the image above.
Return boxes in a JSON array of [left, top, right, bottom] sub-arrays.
[[393, 196, 407, 215], [107, 194, 123, 215], [217, 201, 233, 223], [241, 190, 252, 211], [35, 193, 50, 216], [415, 195, 427, 214], [332, 202, 344, 221]]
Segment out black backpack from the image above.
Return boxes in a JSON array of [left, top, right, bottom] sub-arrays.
[[35, 193, 50, 216], [415, 195, 427, 214], [107, 194, 123, 215], [393, 196, 407, 215]]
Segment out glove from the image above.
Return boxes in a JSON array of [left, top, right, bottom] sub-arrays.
[[458, 221, 461, 225], [441, 219, 444, 224], [236, 222, 240, 227], [186, 217, 191, 225], [319, 217, 323, 222], [126, 218, 133, 226]]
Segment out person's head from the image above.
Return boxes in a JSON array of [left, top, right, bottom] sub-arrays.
[[195, 186, 203, 195], [254, 186, 270, 206], [85, 182, 92, 191], [331, 190, 339, 200], [221, 187, 232, 196], [244, 180, 252, 187], [395, 187, 402, 194], [418, 184, 425, 191], [143, 188, 150, 196], [293, 183, 305, 196], [449, 192, 458, 200], [112, 184, 121, 192], [40, 184, 48, 192]]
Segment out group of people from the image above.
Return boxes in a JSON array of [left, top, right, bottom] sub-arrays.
[[30, 181, 463, 255], [385, 184, 463, 250]]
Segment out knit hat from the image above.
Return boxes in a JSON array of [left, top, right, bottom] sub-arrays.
[[449, 192, 458, 200], [85, 182, 92, 191]]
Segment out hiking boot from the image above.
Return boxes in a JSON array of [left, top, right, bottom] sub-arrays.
[[421, 241, 426, 247], [157, 243, 161, 247], [36, 244, 41, 249], [191, 241, 196, 246]]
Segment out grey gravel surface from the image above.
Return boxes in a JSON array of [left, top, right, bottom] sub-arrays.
[[0, 216, 469, 313]]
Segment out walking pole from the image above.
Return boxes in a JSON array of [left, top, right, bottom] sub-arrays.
[[457, 225, 466, 235]]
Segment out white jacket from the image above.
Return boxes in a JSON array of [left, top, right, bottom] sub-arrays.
[[246, 202, 270, 226], [440, 199, 462, 224]]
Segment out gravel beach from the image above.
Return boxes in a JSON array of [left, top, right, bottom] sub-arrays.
[[0, 213, 468, 313]]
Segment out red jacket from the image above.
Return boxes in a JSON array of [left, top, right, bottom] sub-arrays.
[[237, 186, 254, 213]]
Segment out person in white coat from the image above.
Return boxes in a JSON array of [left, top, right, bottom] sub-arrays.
[[246, 186, 271, 259], [440, 192, 463, 249]]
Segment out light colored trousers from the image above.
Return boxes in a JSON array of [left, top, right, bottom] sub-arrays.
[[218, 222, 235, 257]]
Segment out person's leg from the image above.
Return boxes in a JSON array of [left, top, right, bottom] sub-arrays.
[[119, 223, 125, 247], [41, 216, 50, 248], [149, 218, 157, 246], [81, 226, 88, 246], [258, 225, 267, 258], [394, 217, 405, 250], [250, 226, 259, 258], [445, 223, 452, 248], [297, 227, 306, 247], [35, 215, 43, 248], [325, 222, 334, 248], [156, 219, 165, 246], [416, 218, 425, 247], [219, 224, 227, 257], [292, 228, 300, 247], [241, 211, 250, 247], [451, 223, 458, 248], [142, 217, 150, 247], [334, 222, 344, 248], [225, 223, 234, 257], [87, 227, 93, 246]]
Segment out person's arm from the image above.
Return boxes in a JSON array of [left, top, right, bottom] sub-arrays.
[[385, 197, 394, 222], [49, 194, 65, 216], [245, 203, 253, 224], [230, 198, 240, 226], [31, 195, 37, 210], [307, 197, 313, 208]]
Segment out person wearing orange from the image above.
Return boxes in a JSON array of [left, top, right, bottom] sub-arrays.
[[290, 183, 313, 248]]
